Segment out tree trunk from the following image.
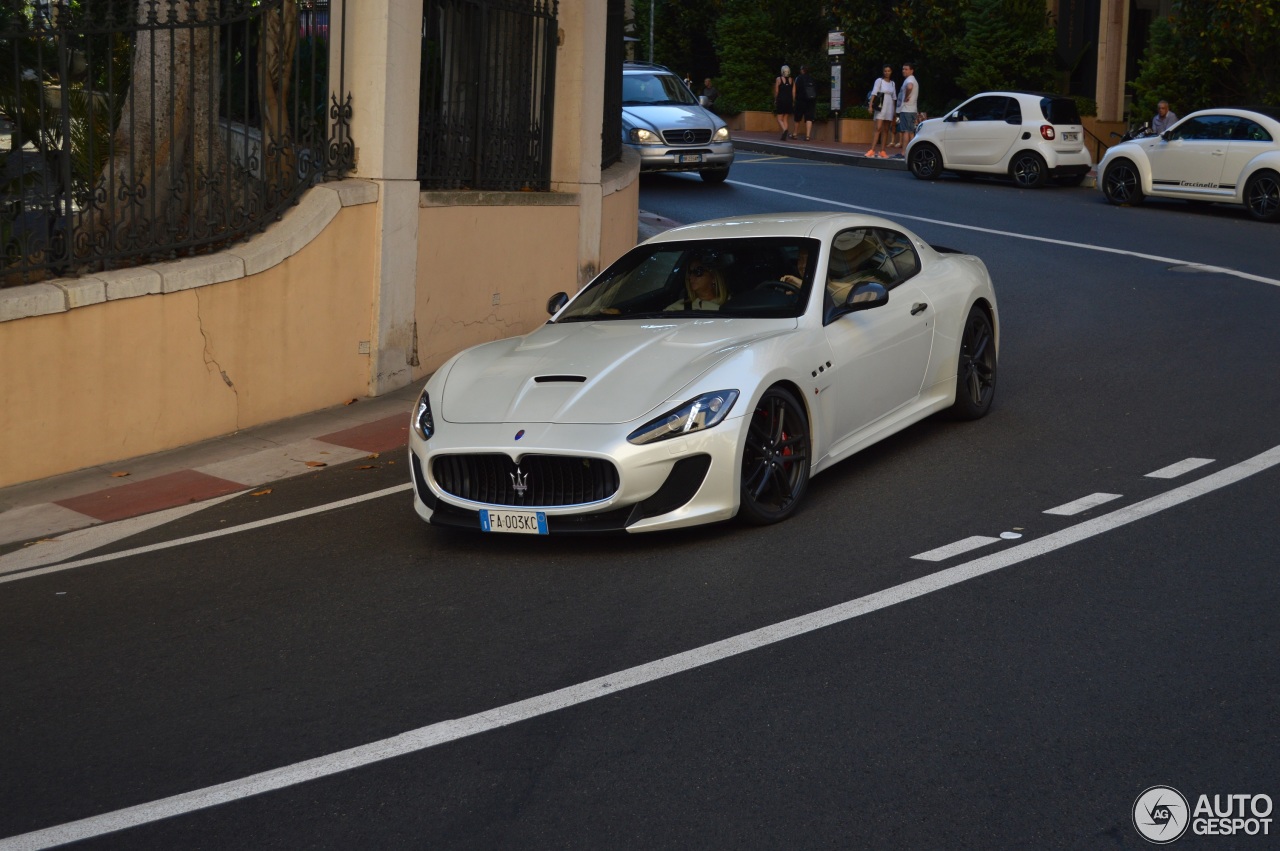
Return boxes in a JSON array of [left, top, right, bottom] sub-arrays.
[[92, 0, 228, 250], [259, 0, 299, 193]]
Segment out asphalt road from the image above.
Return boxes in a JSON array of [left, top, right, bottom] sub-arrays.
[[2, 156, 1278, 850]]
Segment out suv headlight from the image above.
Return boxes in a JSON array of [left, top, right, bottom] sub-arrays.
[[627, 390, 739, 446], [629, 128, 662, 145], [713, 126, 730, 142], [411, 388, 435, 440]]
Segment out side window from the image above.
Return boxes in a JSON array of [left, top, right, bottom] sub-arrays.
[[956, 96, 1006, 122], [1004, 98, 1023, 123], [1172, 116, 1235, 141], [1234, 119, 1273, 142], [877, 229, 920, 284]]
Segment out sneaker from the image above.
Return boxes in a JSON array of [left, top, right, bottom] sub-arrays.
[[865, 149, 876, 157], [878, 151, 889, 158]]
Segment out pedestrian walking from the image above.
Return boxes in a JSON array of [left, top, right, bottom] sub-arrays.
[[867, 64, 896, 158], [793, 64, 817, 141], [894, 62, 919, 158], [701, 78, 720, 108], [774, 65, 795, 140]]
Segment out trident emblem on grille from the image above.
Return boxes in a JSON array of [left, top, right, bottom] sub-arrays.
[[510, 466, 529, 496]]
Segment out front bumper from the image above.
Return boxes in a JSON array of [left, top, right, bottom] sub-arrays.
[[408, 419, 745, 534], [629, 142, 735, 173]]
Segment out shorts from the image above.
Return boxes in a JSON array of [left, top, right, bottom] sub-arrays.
[[897, 111, 918, 133], [794, 101, 815, 122]]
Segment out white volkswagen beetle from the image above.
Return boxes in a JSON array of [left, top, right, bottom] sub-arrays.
[[1098, 107, 1280, 221], [408, 214, 999, 535]]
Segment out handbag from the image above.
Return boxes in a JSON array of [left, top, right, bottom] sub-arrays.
[[872, 91, 884, 111]]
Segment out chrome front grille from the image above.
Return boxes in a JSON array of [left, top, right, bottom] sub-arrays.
[[661, 128, 713, 146], [431, 454, 620, 507]]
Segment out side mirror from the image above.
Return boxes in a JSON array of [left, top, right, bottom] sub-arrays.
[[945, 113, 961, 123], [546, 292, 569, 316], [826, 282, 889, 323], [1162, 130, 1174, 141]]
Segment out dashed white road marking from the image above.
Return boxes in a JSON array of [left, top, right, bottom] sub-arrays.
[[1044, 492, 1124, 516], [5, 443, 1278, 851], [912, 535, 1000, 562], [1146, 458, 1215, 479], [725, 179, 1280, 289]]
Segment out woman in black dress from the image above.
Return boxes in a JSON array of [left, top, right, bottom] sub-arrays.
[[774, 65, 795, 140]]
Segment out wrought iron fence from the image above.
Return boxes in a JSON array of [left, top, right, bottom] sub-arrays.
[[418, 0, 557, 191], [0, 0, 353, 288], [601, 0, 621, 170]]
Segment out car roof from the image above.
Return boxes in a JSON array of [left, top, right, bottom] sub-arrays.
[[1180, 106, 1280, 128], [645, 213, 918, 244], [623, 61, 674, 74]]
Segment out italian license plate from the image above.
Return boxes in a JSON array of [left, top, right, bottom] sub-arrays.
[[678, 153, 703, 164], [480, 509, 548, 535], [1063, 132, 1078, 141]]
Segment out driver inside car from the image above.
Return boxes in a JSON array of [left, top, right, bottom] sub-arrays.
[[667, 251, 729, 310]]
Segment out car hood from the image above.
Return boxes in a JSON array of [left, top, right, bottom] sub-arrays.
[[440, 318, 792, 425], [623, 103, 722, 133]]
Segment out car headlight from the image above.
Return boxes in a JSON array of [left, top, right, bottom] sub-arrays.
[[629, 128, 661, 145], [627, 390, 739, 446], [713, 126, 730, 142], [412, 388, 435, 440]]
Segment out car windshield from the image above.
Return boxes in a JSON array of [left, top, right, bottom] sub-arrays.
[[555, 238, 821, 322], [623, 73, 699, 106], [1040, 97, 1082, 125]]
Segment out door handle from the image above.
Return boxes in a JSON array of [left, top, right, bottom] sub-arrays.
[[911, 302, 928, 315]]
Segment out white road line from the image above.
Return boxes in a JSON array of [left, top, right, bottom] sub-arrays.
[[5, 443, 1278, 851], [0, 484, 413, 586], [0, 494, 244, 577], [1044, 492, 1123, 516], [911, 535, 1000, 562], [726, 180, 1280, 289], [1146, 457, 1215, 479]]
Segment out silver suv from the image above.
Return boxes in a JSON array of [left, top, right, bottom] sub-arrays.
[[622, 62, 734, 183], [906, 92, 1092, 188]]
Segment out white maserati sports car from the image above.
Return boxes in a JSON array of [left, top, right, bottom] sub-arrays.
[[408, 214, 999, 534]]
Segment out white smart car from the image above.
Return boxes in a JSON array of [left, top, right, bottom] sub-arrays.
[[907, 91, 1093, 188], [409, 214, 1000, 535], [1097, 107, 1280, 221]]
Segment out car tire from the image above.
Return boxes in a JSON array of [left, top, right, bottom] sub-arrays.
[[1010, 151, 1047, 188], [1054, 173, 1087, 187], [948, 305, 997, 420], [1102, 159, 1144, 206], [908, 143, 942, 180], [700, 168, 730, 184], [738, 386, 810, 525], [1243, 170, 1280, 222]]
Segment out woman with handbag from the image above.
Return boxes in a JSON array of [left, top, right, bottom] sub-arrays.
[[867, 65, 897, 158]]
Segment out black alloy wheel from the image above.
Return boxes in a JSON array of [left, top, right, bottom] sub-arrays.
[[1244, 170, 1280, 222], [1010, 151, 1047, 188], [739, 386, 811, 525], [908, 144, 941, 180], [949, 306, 997, 420], [1102, 160, 1144, 206]]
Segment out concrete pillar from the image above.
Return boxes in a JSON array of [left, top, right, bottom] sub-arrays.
[[344, 0, 425, 395], [1095, 0, 1130, 122], [551, 3, 608, 290]]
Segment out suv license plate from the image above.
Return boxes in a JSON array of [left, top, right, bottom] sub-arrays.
[[678, 154, 703, 164], [480, 509, 548, 534]]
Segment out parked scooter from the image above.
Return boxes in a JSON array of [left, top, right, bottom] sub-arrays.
[[1111, 121, 1154, 143]]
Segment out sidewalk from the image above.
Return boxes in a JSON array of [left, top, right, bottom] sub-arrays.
[[0, 383, 424, 548], [732, 129, 910, 171]]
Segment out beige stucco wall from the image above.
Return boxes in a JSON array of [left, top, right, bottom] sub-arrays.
[[414, 198, 580, 376], [0, 202, 377, 488], [600, 168, 641, 267]]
